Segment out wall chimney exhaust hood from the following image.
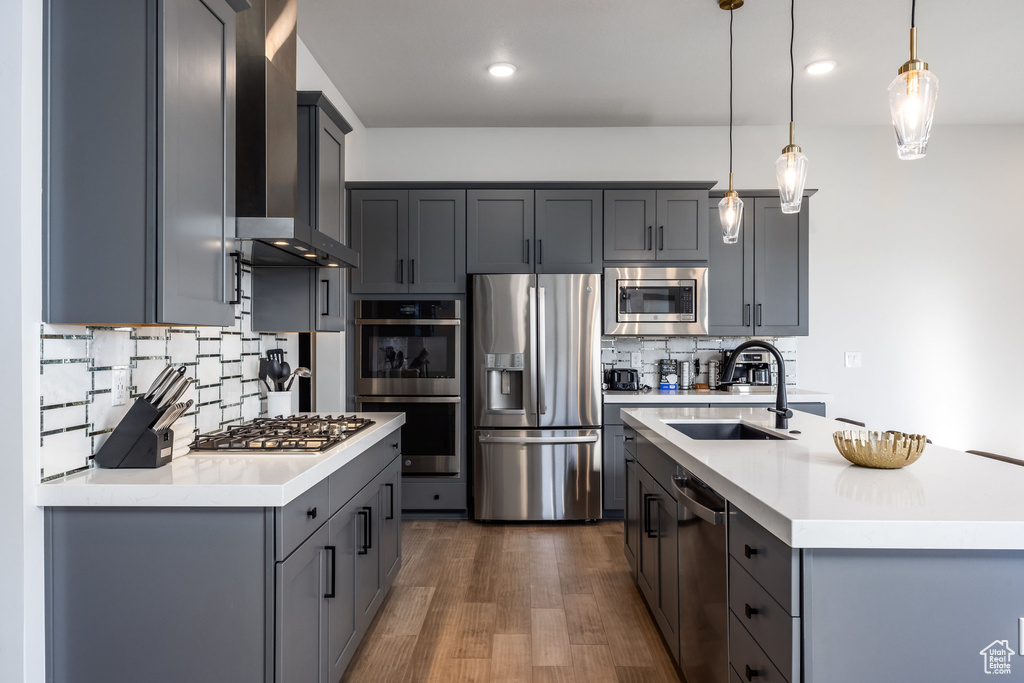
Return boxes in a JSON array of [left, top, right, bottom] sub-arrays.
[[234, 0, 358, 269]]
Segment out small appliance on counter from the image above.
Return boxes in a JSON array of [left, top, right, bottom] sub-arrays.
[[605, 368, 640, 392], [721, 349, 774, 387]]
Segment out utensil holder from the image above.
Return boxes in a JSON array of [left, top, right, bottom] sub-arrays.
[[94, 398, 176, 469], [266, 391, 294, 417]]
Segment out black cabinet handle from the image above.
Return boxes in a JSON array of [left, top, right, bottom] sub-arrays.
[[623, 434, 634, 442], [744, 303, 751, 327], [643, 494, 658, 538], [385, 482, 394, 520], [320, 279, 329, 316], [307, 506, 317, 520], [228, 251, 243, 305], [744, 544, 758, 559], [399, 259, 404, 284], [756, 303, 763, 327], [392, 441, 399, 450], [362, 506, 373, 551], [357, 509, 368, 555], [659, 225, 664, 251], [524, 239, 530, 264], [646, 226, 653, 250], [324, 545, 336, 598], [744, 603, 758, 619], [410, 259, 415, 284], [745, 664, 759, 681], [537, 239, 543, 265]]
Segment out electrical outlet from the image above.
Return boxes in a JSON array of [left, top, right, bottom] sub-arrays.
[[112, 369, 127, 406], [630, 351, 642, 369], [844, 352, 863, 369]]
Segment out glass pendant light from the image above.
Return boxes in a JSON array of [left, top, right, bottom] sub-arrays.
[[889, 0, 939, 160], [775, 0, 808, 213], [718, 0, 744, 244]]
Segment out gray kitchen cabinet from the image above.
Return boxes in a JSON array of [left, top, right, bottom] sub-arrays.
[[326, 488, 361, 680], [44, 0, 244, 326], [708, 193, 810, 336], [353, 475, 384, 635], [604, 190, 708, 261], [467, 189, 535, 273], [535, 190, 603, 273], [603, 425, 628, 515], [277, 525, 330, 683], [352, 189, 466, 293], [624, 450, 640, 578], [380, 456, 402, 590]]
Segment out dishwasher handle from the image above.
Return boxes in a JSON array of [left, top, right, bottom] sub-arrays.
[[672, 475, 725, 525], [478, 434, 599, 445]]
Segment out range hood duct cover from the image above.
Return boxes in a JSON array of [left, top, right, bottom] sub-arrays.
[[234, 0, 358, 269]]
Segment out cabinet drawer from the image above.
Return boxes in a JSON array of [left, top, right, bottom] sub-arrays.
[[636, 433, 675, 489], [728, 505, 800, 615], [729, 558, 800, 681], [276, 479, 330, 560], [403, 480, 467, 511], [329, 437, 401, 516], [729, 612, 788, 683]]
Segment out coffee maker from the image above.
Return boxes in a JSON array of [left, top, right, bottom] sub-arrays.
[[721, 349, 774, 386]]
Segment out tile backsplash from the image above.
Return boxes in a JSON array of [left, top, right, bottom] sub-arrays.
[[39, 266, 298, 481], [600, 336, 798, 389]]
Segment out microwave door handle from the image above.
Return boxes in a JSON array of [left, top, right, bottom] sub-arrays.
[[537, 286, 547, 417]]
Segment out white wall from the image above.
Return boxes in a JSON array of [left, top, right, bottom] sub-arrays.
[[296, 37, 367, 411], [361, 124, 1024, 457], [1, 1, 45, 681]]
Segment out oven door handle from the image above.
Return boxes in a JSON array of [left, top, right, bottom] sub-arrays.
[[478, 434, 599, 445]]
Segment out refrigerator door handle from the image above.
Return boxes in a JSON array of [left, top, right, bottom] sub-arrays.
[[478, 434, 599, 445], [528, 285, 538, 419], [537, 286, 547, 417]]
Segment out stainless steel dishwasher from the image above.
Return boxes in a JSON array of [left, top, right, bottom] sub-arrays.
[[672, 469, 729, 683]]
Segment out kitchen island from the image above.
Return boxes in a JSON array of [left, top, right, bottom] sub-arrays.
[[41, 413, 404, 683], [622, 406, 1024, 683]]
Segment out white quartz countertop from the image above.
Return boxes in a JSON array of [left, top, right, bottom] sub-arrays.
[[622, 406, 1024, 550], [36, 413, 405, 508], [604, 387, 832, 404]]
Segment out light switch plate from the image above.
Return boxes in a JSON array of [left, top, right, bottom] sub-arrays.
[[844, 351, 863, 369], [630, 352, 642, 369], [112, 369, 127, 406]]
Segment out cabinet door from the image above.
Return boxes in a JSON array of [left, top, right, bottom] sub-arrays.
[[656, 493, 679, 661], [351, 190, 409, 293], [408, 190, 466, 293], [276, 525, 328, 683], [637, 474, 660, 604], [603, 425, 626, 514], [535, 190, 602, 273], [313, 109, 347, 330], [708, 202, 755, 335], [624, 458, 639, 578], [603, 190, 656, 261], [326, 498, 359, 682], [379, 457, 402, 590], [467, 190, 534, 273], [354, 484, 384, 634], [158, 0, 236, 326], [656, 190, 708, 261], [754, 198, 809, 336]]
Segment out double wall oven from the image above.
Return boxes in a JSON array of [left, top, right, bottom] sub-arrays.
[[355, 300, 461, 476]]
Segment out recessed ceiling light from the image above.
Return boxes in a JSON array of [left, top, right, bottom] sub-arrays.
[[805, 60, 837, 75], [488, 63, 516, 78]]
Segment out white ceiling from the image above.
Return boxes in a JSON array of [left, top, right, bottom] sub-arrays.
[[298, 0, 1024, 128]]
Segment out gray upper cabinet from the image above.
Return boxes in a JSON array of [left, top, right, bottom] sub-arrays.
[[45, 0, 243, 326], [708, 193, 810, 336], [352, 189, 466, 293], [604, 190, 708, 261], [467, 190, 535, 274], [535, 190, 603, 273]]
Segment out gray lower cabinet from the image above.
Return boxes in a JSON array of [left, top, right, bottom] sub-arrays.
[[467, 189, 535, 273], [624, 453, 640, 577], [380, 461, 402, 589], [603, 425, 628, 515], [44, 0, 242, 326], [535, 190, 603, 273], [604, 190, 708, 261], [352, 189, 466, 293], [277, 525, 331, 683], [708, 193, 810, 336]]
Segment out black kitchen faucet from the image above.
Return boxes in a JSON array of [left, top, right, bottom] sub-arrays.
[[719, 340, 794, 429]]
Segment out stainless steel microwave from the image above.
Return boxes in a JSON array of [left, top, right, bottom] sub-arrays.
[[604, 266, 709, 335]]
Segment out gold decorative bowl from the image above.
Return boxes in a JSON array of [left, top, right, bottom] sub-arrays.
[[833, 430, 928, 469]]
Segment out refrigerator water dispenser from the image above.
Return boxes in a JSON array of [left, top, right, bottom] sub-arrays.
[[485, 353, 524, 413]]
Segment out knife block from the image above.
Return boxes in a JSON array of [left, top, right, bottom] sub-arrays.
[[94, 398, 175, 469]]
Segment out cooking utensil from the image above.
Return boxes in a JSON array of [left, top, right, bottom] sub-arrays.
[[146, 366, 182, 405], [150, 366, 186, 408], [153, 372, 189, 410], [266, 350, 284, 390], [283, 366, 311, 391], [277, 360, 291, 391], [159, 377, 193, 411], [155, 399, 194, 432], [143, 366, 176, 402]]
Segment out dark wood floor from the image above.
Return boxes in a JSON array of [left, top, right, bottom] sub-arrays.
[[341, 520, 682, 683]]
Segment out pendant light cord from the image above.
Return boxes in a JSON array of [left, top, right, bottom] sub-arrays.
[[789, 0, 795, 123], [911, 0, 916, 28], [729, 7, 734, 176]]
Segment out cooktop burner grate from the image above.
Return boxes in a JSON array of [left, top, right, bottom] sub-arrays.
[[191, 415, 375, 453]]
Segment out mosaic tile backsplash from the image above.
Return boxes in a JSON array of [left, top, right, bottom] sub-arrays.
[[39, 266, 298, 481], [600, 336, 798, 390]]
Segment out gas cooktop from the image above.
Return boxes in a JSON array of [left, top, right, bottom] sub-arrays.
[[191, 415, 375, 453]]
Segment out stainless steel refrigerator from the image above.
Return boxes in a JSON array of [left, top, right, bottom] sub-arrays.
[[472, 273, 602, 520]]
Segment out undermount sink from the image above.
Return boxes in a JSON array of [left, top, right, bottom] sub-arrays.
[[668, 422, 786, 441]]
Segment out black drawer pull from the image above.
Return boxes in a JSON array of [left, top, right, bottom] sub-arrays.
[[228, 251, 243, 305], [362, 506, 373, 551], [357, 509, 369, 555], [745, 664, 759, 681], [643, 494, 658, 538], [744, 544, 758, 559], [392, 441, 400, 450], [744, 603, 758, 619], [307, 507, 317, 520], [324, 545, 336, 598], [385, 482, 395, 520], [399, 259, 404, 284], [623, 435, 634, 442]]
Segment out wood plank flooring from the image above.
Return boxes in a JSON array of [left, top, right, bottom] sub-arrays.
[[341, 520, 682, 683]]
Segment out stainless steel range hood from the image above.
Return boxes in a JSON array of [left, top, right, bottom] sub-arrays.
[[234, 0, 358, 269]]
